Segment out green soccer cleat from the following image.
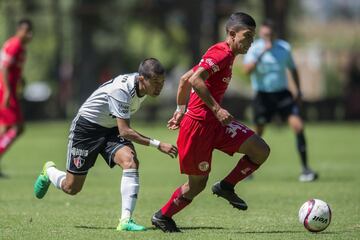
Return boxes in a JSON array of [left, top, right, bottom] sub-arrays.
[[34, 161, 56, 199], [116, 218, 147, 231]]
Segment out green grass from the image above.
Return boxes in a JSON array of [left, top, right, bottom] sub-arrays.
[[0, 121, 359, 240]]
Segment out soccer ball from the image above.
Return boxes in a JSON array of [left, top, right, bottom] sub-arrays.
[[298, 199, 332, 232]]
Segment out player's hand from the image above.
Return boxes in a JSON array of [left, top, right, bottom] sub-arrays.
[[167, 111, 184, 130], [215, 108, 234, 126], [295, 91, 303, 106], [158, 142, 178, 158]]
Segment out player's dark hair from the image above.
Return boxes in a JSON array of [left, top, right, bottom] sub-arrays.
[[262, 19, 275, 30], [138, 58, 165, 80], [225, 12, 256, 33], [17, 18, 33, 31]]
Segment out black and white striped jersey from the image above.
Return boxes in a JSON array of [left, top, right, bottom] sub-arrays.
[[77, 73, 146, 128]]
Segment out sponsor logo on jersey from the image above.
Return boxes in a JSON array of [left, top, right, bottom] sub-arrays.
[[71, 147, 89, 157], [198, 161, 210, 172], [118, 103, 129, 114], [202, 58, 220, 73], [73, 156, 85, 169]]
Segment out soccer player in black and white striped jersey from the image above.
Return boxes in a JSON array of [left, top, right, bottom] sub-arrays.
[[34, 58, 178, 231]]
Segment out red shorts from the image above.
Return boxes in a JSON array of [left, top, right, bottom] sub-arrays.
[[0, 93, 23, 125], [177, 115, 254, 175]]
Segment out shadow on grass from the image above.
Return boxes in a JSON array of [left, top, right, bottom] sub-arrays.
[[234, 230, 345, 235], [75, 225, 114, 230], [75, 225, 225, 231], [74, 225, 348, 235]]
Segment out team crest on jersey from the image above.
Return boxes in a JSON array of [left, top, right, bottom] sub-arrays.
[[73, 156, 85, 169], [222, 77, 231, 84], [198, 161, 209, 172]]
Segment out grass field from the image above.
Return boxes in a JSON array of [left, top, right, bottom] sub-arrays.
[[0, 121, 359, 240]]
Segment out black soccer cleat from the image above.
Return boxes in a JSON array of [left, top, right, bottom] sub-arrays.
[[212, 181, 248, 210], [151, 211, 181, 233]]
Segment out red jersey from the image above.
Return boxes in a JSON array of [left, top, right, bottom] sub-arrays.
[[0, 37, 26, 95], [186, 42, 235, 121]]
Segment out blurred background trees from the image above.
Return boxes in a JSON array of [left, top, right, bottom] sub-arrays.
[[0, 0, 359, 121]]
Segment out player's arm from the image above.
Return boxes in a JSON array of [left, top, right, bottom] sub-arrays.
[[287, 48, 302, 103], [189, 67, 233, 125], [290, 67, 302, 103], [117, 118, 178, 158], [167, 69, 193, 130]]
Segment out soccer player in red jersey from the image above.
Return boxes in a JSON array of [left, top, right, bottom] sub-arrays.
[[151, 12, 270, 232], [0, 19, 33, 177]]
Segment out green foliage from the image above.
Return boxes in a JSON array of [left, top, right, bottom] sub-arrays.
[[322, 63, 343, 97], [1, 121, 360, 240]]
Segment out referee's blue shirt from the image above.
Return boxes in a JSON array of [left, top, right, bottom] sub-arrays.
[[243, 39, 296, 93]]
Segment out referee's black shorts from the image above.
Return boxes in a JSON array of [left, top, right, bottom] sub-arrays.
[[253, 90, 300, 125]]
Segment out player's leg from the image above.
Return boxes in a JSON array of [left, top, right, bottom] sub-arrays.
[[0, 123, 24, 156], [34, 159, 87, 198], [152, 115, 213, 232], [0, 95, 25, 158], [288, 114, 318, 182], [0, 123, 24, 177], [252, 91, 272, 137], [34, 116, 100, 198], [111, 145, 146, 231], [255, 124, 265, 136], [212, 121, 270, 210], [0, 124, 8, 176], [152, 175, 208, 232]]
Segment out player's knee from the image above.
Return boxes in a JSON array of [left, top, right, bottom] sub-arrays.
[[196, 180, 207, 192], [190, 178, 208, 193], [62, 180, 83, 195], [259, 141, 270, 163], [115, 151, 139, 169], [250, 137, 270, 165], [62, 184, 82, 195]]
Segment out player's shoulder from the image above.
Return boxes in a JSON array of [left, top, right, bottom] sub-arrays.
[[4, 37, 22, 50], [208, 42, 230, 53], [205, 42, 233, 60], [109, 73, 137, 101], [275, 39, 292, 51]]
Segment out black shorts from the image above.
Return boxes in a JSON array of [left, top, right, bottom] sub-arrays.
[[66, 116, 133, 175], [253, 90, 300, 125]]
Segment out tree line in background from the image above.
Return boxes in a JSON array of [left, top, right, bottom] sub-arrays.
[[1, 0, 359, 120]]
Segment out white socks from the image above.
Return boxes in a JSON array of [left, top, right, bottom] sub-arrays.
[[47, 167, 66, 189], [120, 169, 139, 220]]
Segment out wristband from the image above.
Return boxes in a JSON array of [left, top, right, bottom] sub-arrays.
[[176, 105, 186, 113], [149, 139, 160, 148]]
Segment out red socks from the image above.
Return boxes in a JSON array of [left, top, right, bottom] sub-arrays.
[[223, 155, 260, 185], [0, 128, 17, 154], [160, 156, 259, 217], [161, 186, 192, 217]]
